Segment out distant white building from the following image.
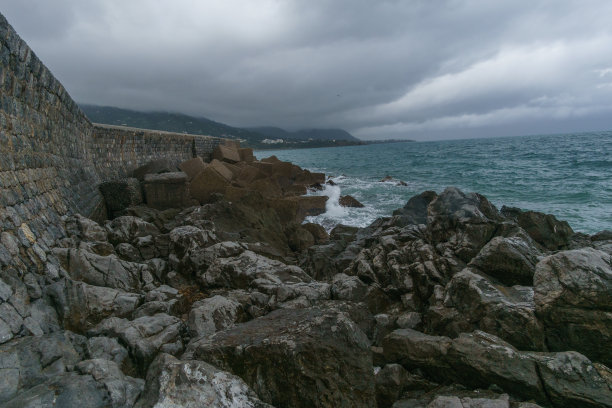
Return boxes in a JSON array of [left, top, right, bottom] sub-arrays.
[[262, 138, 285, 144]]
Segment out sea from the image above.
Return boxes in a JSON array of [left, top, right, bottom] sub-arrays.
[[255, 131, 612, 235]]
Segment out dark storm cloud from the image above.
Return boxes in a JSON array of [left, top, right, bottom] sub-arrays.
[[2, 0, 612, 140]]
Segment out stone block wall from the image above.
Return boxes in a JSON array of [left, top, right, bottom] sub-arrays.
[[0, 13, 226, 275], [91, 124, 224, 182]]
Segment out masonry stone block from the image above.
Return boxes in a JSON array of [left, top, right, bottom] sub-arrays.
[[144, 172, 193, 210]]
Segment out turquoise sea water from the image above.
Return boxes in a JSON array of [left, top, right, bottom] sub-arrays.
[[256, 131, 612, 234]]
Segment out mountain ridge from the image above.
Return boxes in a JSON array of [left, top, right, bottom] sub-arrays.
[[79, 104, 362, 148]]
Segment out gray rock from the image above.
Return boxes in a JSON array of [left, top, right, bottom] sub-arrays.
[[331, 273, 368, 301], [57, 247, 148, 291], [89, 313, 185, 370], [528, 351, 612, 408], [429, 268, 546, 351], [191, 306, 375, 408], [188, 295, 244, 339], [3, 372, 112, 408], [86, 337, 130, 367], [427, 187, 504, 262], [135, 353, 273, 408], [514, 209, 574, 250], [115, 242, 142, 262], [534, 248, 612, 366], [0, 331, 83, 404], [105, 216, 160, 245], [383, 329, 612, 407], [76, 359, 144, 407], [168, 225, 217, 259], [200, 249, 312, 290], [65, 214, 108, 242], [47, 279, 142, 331], [468, 233, 542, 286], [375, 363, 413, 407], [392, 190, 438, 226], [178, 240, 246, 276]]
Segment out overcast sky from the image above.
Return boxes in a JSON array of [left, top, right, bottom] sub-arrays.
[[3, 1, 612, 140]]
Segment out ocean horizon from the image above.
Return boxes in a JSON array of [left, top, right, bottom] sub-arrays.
[[256, 130, 612, 234]]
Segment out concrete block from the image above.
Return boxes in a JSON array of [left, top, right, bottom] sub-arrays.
[[190, 167, 230, 203], [179, 157, 207, 181], [238, 148, 254, 162], [212, 145, 240, 164], [143, 172, 192, 210], [209, 159, 234, 181]]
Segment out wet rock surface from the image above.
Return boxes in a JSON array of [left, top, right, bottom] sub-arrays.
[[3, 149, 612, 408]]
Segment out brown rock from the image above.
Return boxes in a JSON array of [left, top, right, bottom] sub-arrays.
[[286, 225, 315, 252], [294, 170, 325, 186], [212, 145, 241, 164], [178, 157, 207, 181], [143, 172, 193, 210], [238, 148, 255, 162], [282, 184, 308, 197], [302, 223, 329, 244], [236, 164, 266, 185], [291, 195, 328, 222], [208, 159, 234, 181], [224, 186, 252, 202], [339, 195, 364, 208], [249, 178, 283, 198], [261, 155, 281, 163], [190, 167, 231, 203]]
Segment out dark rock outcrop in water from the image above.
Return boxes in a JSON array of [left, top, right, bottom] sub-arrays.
[[3, 152, 612, 408]]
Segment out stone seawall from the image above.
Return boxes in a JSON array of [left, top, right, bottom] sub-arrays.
[[0, 13, 226, 274], [92, 124, 223, 182]]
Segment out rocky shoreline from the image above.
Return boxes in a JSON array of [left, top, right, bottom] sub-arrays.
[[1, 144, 611, 408]]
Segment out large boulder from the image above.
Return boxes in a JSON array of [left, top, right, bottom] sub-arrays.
[[534, 248, 612, 366], [47, 279, 142, 332], [212, 145, 241, 164], [427, 187, 504, 262], [178, 157, 207, 180], [190, 166, 231, 203], [191, 307, 375, 408], [383, 329, 612, 407], [105, 216, 160, 245], [468, 233, 542, 286], [339, 195, 365, 208], [143, 172, 194, 210], [200, 249, 313, 293], [75, 359, 144, 407], [238, 147, 255, 163], [0, 332, 83, 404], [135, 353, 272, 408], [427, 268, 546, 351], [512, 209, 574, 250], [187, 295, 244, 338], [54, 248, 149, 292], [89, 313, 186, 371], [392, 190, 438, 226]]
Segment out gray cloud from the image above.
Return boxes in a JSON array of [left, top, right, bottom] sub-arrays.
[[2, 0, 612, 140]]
